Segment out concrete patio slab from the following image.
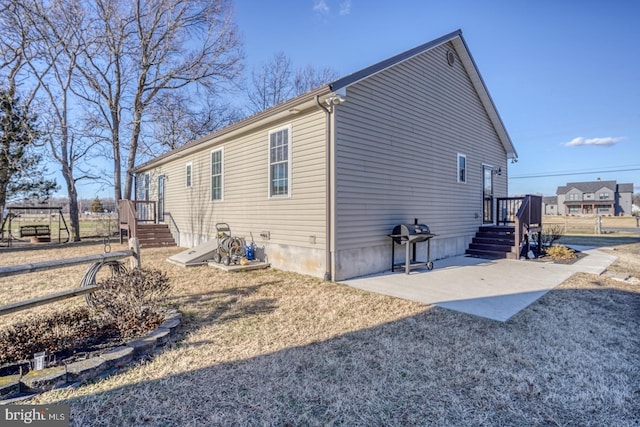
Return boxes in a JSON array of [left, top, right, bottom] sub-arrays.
[[341, 248, 617, 322]]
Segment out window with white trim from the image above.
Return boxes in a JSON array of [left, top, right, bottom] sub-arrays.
[[185, 163, 192, 188], [457, 153, 466, 183], [211, 148, 223, 201], [269, 125, 291, 197]]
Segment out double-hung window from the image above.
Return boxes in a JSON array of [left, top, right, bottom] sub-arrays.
[[211, 149, 223, 201], [269, 125, 291, 197], [457, 153, 467, 183]]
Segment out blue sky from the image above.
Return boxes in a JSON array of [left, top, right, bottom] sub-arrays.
[[70, 0, 639, 199], [230, 0, 639, 197]]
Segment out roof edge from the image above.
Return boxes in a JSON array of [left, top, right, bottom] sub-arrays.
[[134, 85, 333, 172], [329, 29, 462, 92]]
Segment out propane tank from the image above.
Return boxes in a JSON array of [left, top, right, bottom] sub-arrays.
[[245, 242, 255, 260]]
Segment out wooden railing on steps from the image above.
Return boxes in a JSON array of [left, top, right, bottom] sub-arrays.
[[119, 200, 157, 243], [496, 195, 543, 257]]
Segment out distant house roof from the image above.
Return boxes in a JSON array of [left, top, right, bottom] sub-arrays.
[[557, 180, 617, 195], [618, 183, 634, 193], [135, 30, 516, 172], [556, 180, 634, 195], [543, 196, 557, 205]]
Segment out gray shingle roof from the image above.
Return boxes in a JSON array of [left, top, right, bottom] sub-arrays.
[[556, 180, 617, 195], [618, 183, 634, 193]]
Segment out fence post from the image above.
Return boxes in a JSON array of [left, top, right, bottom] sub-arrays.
[[595, 216, 602, 235], [129, 237, 141, 269]]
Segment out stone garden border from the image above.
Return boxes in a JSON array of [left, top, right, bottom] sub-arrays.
[[0, 310, 182, 403]]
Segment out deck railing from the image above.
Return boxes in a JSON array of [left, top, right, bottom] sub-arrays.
[[118, 199, 157, 243], [497, 195, 543, 257]]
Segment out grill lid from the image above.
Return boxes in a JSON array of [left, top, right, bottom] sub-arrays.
[[392, 224, 431, 236]]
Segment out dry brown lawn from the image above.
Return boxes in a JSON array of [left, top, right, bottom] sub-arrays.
[[1, 240, 639, 426]]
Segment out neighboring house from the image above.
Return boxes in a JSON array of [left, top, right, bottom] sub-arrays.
[[556, 180, 634, 216], [133, 30, 518, 281], [543, 196, 559, 215]]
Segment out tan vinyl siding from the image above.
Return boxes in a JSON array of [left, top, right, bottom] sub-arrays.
[[140, 107, 327, 250], [334, 41, 509, 252]]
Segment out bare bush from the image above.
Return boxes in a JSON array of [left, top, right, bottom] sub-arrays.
[[0, 307, 113, 365], [90, 268, 171, 339], [538, 224, 564, 247]]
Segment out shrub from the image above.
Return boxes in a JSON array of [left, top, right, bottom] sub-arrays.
[[536, 224, 564, 248], [0, 307, 114, 365], [544, 245, 575, 260], [90, 268, 171, 339]]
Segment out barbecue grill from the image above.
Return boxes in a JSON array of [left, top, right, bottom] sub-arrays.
[[389, 223, 436, 274]]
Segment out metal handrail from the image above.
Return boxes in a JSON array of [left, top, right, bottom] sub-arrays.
[[164, 212, 180, 247]]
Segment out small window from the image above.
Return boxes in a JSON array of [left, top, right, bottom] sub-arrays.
[[269, 125, 291, 197], [185, 163, 192, 188], [211, 149, 223, 201], [457, 154, 466, 183], [599, 192, 609, 200]]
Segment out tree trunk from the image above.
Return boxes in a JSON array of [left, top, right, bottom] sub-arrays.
[[61, 164, 81, 242], [124, 108, 142, 200], [113, 147, 122, 202]]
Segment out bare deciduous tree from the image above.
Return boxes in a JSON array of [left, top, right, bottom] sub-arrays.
[[293, 64, 338, 96], [46, 0, 243, 202], [18, 0, 100, 241], [122, 0, 243, 200], [148, 91, 243, 151], [247, 52, 293, 114], [247, 52, 339, 114]]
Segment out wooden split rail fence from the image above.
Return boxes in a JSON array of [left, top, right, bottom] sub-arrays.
[[0, 238, 141, 317]]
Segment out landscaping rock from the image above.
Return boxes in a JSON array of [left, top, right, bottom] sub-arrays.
[[143, 327, 171, 346], [21, 366, 67, 392], [159, 317, 181, 333], [100, 346, 134, 369], [66, 357, 108, 384], [0, 374, 21, 398], [126, 334, 158, 357], [0, 310, 182, 402]]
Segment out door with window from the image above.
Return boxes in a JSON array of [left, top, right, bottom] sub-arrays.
[[158, 175, 165, 222], [483, 165, 494, 224]]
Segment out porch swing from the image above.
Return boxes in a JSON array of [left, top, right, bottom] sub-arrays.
[[1, 206, 70, 246]]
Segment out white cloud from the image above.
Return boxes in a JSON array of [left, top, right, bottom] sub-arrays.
[[339, 0, 352, 15], [563, 136, 625, 147], [313, 0, 330, 15]]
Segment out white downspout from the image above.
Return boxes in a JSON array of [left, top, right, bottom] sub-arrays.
[[316, 95, 333, 281]]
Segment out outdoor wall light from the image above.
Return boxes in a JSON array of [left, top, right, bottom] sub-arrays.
[[493, 167, 502, 176], [325, 94, 345, 107]]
